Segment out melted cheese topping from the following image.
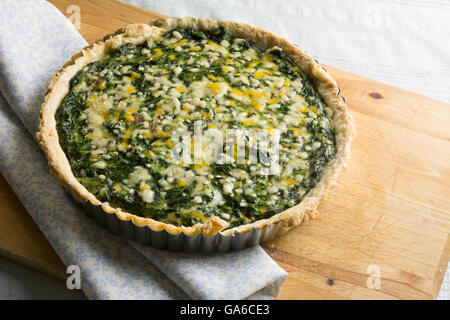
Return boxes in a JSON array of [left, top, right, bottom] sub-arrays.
[[56, 27, 336, 228]]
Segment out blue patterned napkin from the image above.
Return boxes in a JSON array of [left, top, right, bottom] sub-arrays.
[[0, 0, 287, 299]]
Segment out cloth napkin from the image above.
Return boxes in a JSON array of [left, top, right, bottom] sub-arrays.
[[123, 0, 450, 300], [0, 0, 287, 300]]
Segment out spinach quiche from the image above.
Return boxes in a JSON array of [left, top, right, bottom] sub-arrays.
[[37, 17, 353, 240]]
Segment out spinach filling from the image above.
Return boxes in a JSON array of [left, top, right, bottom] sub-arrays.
[[56, 27, 336, 228]]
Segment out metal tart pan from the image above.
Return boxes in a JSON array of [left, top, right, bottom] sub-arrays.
[[64, 185, 281, 253], [53, 24, 348, 254]]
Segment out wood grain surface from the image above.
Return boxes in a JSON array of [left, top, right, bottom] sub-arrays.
[[0, 0, 448, 299]]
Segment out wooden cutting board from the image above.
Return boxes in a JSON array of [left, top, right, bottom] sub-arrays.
[[0, 0, 449, 299]]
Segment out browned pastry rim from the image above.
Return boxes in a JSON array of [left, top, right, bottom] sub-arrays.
[[37, 17, 353, 238]]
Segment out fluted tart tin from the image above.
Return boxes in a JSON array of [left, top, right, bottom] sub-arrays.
[[37, 17, 353, 253]]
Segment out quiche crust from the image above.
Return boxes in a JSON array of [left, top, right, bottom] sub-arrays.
[[37, 17, 353, 239]]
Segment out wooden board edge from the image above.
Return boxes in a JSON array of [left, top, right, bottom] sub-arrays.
[[0, 172, 67, 281], [432, 235, 450, 299], [0, 246, 66, 281], [325, 65, 450, 108]]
